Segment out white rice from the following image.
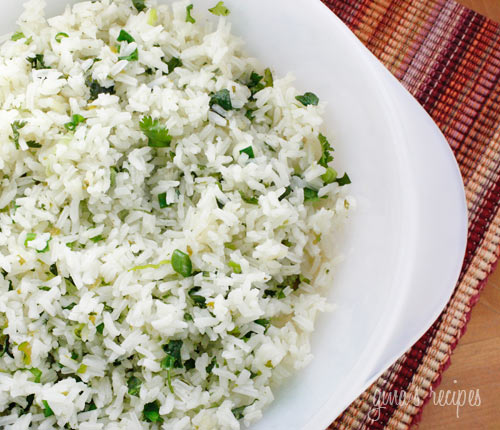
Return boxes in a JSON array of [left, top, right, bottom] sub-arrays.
[[0, 0, 352, 428]]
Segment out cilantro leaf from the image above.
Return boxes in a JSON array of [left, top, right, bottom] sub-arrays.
[[303, 187, 321, 202], [139, 116, 172, 147], [318, 133, 333, 167], [117, 29, 135, 43], [10, 120, 27, 149], [239, 146, 255, 159], [127, 375, 142, 396], [143, 401, 163, 423], [208, 1, 230, 16], [186, 4, 196, 23], [11, 32, 25, 41], [27, 54, 50, 70], [238, 190, 258, 205], [295, 92, 319, 106], [118, 49, 139, 62], [164, 56, 182, 74], [335, 172, 351, 186], [132, 0, 146, 12], [210, 89, 232, 111], [232, 405, 247, 420], [87, 79, 115, 101], [188, 287, 206, 307]]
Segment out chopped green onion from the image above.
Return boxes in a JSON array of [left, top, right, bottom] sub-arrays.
[[29, 368, 42, 383], [11, 32, 25, 41], [64, 114, 85, 131], [139, 116, 172, 147], [171, 249, 193, 277], [128, 260, 171, 272], [147, 8, 158, 25], [210, 89, 232, 111], [239, 146, 255, 159], [321, 167, 338, 184], [208, 1, 230, 16], [37, 236, 51, 253], [18, 342, 31, 365], [143, 401, 163, 423], [127, 375, 142, 396], [24, 232, 36, 247], [186, 4, 196, 23], [55, 32, 69, 43], [295, 92, 319, 106], [228, 260, 242, 274], [132, 0, 146, 12], [42, 400, 54, 417]]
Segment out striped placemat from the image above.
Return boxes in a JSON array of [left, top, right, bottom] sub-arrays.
[[320, 0, 500, 429]]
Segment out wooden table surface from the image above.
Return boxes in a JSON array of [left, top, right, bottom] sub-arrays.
[[417, 2, 500, 428]]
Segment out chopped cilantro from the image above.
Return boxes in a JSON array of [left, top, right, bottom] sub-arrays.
[[10, 120, 27, 149], [238, 190, 258, 205], [295, 92, 319, 106], [303, 187, 321, 202], [26, 141, 41, 148], [87, 79, 115, 101], [254, 319, 270, 331], [27, 54, 50, 70], [29, 368, 42, 383], [239, 146, 255, 159], [232, 405, 246, 420], [62, 303, 76, 310], [127, 375, 142, 396], [186, 4, 196, 23], [64, 114, 85, 131], [96, 323, 104, 334], [139, 116, 172, 147], [335, 172, 351, 186], [0, 335, 12, 358], [49, 263, 58, 276], [143, 401, 163, 423], [318, 133, 333, 167], [206, 356, 218, 373], [162, 340, 183, 393], [184, 358, 196, 370], [188, 287, 206, 308], [132, 0, 146, 12], [158, 193, 168, 208], [118, 49, 138, 62], [208, 1, 230, 16], [55, 32, 69, 43], [37, 237, 51, 253], [210, 89, 232, 111], [42, 400, 54, 417], [90, 234, 104, 243], [247, 69, 273, 96], [278, 186, 292, 201], [117, 29, 135, 43], [38, 286, 51, 291], [164, 56, 182, 74]]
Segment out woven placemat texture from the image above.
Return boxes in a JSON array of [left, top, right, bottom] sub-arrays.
[[320, 0, 500, 429]]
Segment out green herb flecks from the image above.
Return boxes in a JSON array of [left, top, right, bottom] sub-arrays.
[[64, 114, 85, 131], [29, 368, 42, 383], [238, 190, 258, 205], [247, 68, 273, 96], [239, 146, 255, 159], [210, 89, 232, 111], [171, 249, 193, 277], [27, 54, 50, 70], [26, 141, 41, 149], [303, 187, 323, 202], [10, 120, 27, 149], [335, 173, 351, 186], [186, 4, 196, 23], [206, 356, 218, 374], [295, 92, 319, 106], [278, 186, 292, 201], [208, 1, 230, 16], [90, 234, 104, 243], [161, 340, 183, 393], [143, 400, 163, 423], [117, 29, 135, 43], [158, 193, 168, 208], [228, 260, 242, 274], [96, 323, 104, 334], [42, 400, 54, 417], [18, 342, 31, 365], [318, 133, 333, 168], [11, 31, 25, 41], [232, 405, 247, 420], [87, 79, 115, 101], [164, 57, 182, 74], [55, 32, 69, 43], [254, 318, 270, 332], [132, 0, 146, 12], [127, 375, 142, 396], [139, 116, 172, 147], [188, 287, 206, 308], [118, 49, 139, 62], [37, 236, 51, 253]]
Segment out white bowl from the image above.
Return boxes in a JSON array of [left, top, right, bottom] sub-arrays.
[[1, 1, 468, 428]]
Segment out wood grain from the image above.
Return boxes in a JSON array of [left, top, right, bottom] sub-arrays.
[[417, 267, 500, 429]]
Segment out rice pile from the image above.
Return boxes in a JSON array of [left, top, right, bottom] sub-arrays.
[[0, 0, 352, 428]]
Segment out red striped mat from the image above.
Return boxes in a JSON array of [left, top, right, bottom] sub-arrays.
[[320, 0, 500, 429]]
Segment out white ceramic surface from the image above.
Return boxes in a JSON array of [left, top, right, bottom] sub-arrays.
[[0, 1, 468, 429]]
